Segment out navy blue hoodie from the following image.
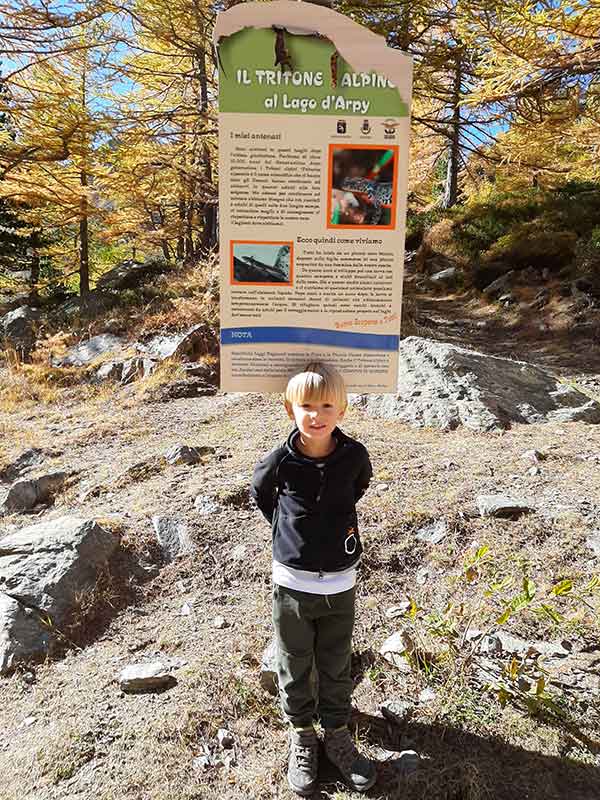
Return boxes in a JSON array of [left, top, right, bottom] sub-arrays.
[[251, 427, 372, 573]]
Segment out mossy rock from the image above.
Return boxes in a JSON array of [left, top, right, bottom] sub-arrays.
[[482, 223, 577, 270]]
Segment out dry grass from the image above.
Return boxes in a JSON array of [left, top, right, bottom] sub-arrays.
[[0, 355, 599, 799]]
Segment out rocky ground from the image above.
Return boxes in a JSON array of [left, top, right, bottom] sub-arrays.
[[1, 279, 600, 800]]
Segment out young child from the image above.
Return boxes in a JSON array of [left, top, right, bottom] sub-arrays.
[[251, 362, 376, 797]]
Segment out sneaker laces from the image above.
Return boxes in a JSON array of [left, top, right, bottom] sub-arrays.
[[292, 729, 318, 771]]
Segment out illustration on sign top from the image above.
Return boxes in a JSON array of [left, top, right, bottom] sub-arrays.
[[231, 241, 294, 286], [328, 145, 398, 229]]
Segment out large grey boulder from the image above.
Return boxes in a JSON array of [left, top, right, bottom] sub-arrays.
[[1, 305, 39, 357], [0, 594, 51, 674], [136, 323, 210, 362], [0, 471, 68, 515], [0, 517, 119, 673], [352, 337, 600, 432], [0, 448, 49, 484], [51, 334, 125, 368], [96, 257, 171, 292], [428, 267, 460, 291]]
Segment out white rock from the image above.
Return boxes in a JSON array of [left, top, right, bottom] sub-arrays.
[[418, 688, 436, 703], [379, 632, 412, 673], [476, 495, 534, 518], [385, 602, 411, 619], [212, 616, 228, 629], [119, 661, 175, 692], [521, 449, 546, 462], [586, 532, 600, 558]]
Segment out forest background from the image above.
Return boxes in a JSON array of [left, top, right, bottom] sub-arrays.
[[0, 0, 599, 301]]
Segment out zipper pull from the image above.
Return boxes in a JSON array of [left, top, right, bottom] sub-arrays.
[[319, 570, 324, 579]]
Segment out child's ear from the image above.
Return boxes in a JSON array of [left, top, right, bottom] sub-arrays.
[[337, 405, 346, 421], [284, 400, 295, 420]]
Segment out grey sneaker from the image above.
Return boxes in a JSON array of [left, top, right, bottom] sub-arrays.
[[324, 726, 376, 793], [288, 726, 319, 797]]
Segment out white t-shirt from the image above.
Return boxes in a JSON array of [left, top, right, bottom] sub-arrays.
[[272, 560, 357, 595]]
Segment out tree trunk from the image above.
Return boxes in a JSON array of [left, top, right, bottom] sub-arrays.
[[201, 143, 217, 251], [185, 187, 195, 262], [79, 170, 90, 295], [29, 229, 40, 302], [442, 51, 462, 210], [176, 195, 186, 260]]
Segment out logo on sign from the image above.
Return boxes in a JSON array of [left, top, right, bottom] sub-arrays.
[[336, 120, 347, 134], [361, 119, 371, 135], [383, 118, 398, 138]]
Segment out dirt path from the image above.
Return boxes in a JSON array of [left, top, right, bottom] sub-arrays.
[[406, 276, 600, 394]]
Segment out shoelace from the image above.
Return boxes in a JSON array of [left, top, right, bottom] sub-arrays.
[[294, 732, 317, 770]]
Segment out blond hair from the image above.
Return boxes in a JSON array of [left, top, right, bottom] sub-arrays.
[[285, 361, 347, 412]]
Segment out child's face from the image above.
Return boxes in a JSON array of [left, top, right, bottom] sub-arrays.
[[287, 396, 345, 443]]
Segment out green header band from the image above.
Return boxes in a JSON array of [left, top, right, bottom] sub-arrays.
[[218, 28, 408, 118]]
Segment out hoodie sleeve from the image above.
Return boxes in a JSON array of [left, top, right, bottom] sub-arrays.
[[354, 446, 373, 502], [251, 449, 282, 523]]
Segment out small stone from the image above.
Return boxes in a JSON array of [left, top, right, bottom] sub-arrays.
[[212, 616, 228, 629], [376, 483, 390, 493], [416, 519, 448, 545], [193, 754, 213, 771], [521, 449, 546, 462], [231, 544, 247, 561], [586, 532, 600, 558], [217, 728, 235, 749], [476, 495, 534, 518], [385, 602, 411, 619], [528, 466, 542, 477], [418, 688, 436, 703], [381, 699, 413, 723], [193, 495, 221, 515], [416, 566, 430, 585], [152, 516, 194, 562], [180, 602, 193, 616], [379, 632, 413, 673], [119, 661, 176, 692], [165, 444, 209, 467], [22, 716, 37, 727]]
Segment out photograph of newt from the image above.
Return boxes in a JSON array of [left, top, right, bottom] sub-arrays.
[[231, 241, 294, 285], [328, 145, 398, 230]]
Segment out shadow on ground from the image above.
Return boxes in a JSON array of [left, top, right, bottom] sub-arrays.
[[310, 711, 600, 800]]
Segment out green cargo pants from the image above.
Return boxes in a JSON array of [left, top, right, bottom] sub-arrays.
[[272, 583, 356, 729]]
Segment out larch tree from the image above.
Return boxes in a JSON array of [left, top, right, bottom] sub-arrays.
[[0, 4, 118, 296], [464, 0, 600, 183], [105, 0, 218, 262]]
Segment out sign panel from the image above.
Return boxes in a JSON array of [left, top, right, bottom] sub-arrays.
[[215, 1, 413, 392]]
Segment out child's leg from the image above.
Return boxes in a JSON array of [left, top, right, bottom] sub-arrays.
[[315, 587, 376, 793], [272, 584, 318, 727], [313, 586, 355, 728]]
